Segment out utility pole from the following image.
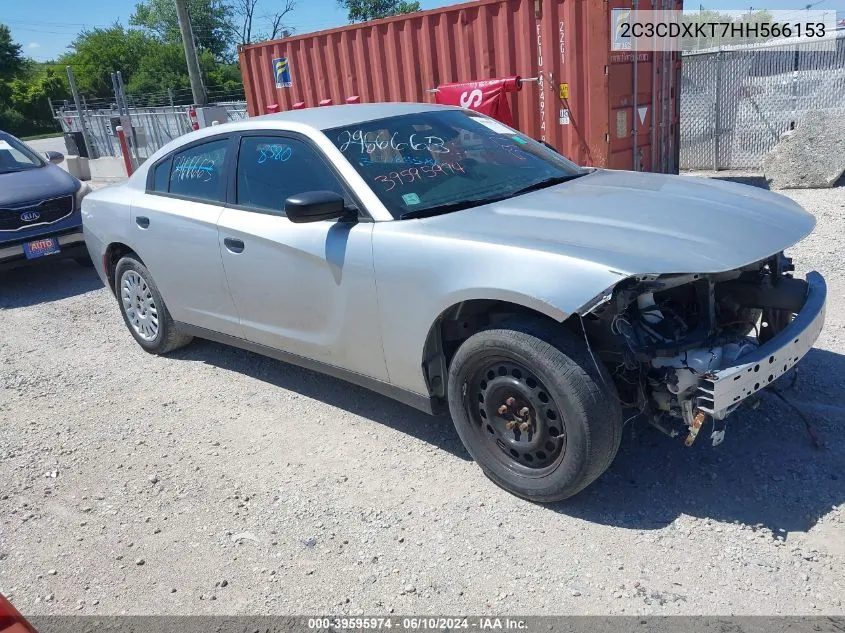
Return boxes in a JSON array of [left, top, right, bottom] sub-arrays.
[[174, 0, 208, 106]]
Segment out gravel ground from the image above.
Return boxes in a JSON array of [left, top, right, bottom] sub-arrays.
[[1, 183, 843, 616]]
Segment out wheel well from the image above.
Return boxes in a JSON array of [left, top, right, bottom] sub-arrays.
[[104, 243, 139, 294], [421, 300, 571, 400]]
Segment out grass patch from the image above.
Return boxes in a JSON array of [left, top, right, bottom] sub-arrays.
[[20, 132, 64, 141]]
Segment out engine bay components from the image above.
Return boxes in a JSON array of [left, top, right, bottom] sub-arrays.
[[581, 253, 825, 448]]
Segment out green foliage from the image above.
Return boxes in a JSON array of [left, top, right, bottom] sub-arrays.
[[0, 106, 29, 134], [9, 67, 67, 122], [202, 53, 243, 96], [337, 0, 421, 22], [57, 25, 242, 103], [126, 41, 193, 95], [1, 0, 255, 137], [0, 24, 24, 81], [130, 0, 236, 61], [0, 24, 62, 136], [59, 25, 156, 97]]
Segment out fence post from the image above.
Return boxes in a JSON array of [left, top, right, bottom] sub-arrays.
[[110, 73, 121, 112], [116, 126, 134, 177], [116, 71, 141, 168], [116, 71, 129, 114], [712, 49, 723, 172], [66, 66, 95, 160]]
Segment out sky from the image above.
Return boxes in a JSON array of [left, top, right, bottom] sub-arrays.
[[3, 0, 843, 62], [2, 0, 466, 62]]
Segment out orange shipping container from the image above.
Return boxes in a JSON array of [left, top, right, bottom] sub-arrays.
[[238, 0, 683, 173]]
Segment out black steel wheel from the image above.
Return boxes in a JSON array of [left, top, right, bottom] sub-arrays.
[[447, 318, 623, 502], [468, 359, 567, 475]]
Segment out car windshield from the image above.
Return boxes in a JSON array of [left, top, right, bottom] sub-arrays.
[[0, 135, 44, 174], [326, 110, 585, 219]]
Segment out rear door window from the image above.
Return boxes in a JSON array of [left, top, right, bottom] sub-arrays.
[[151, 156, 172, 192], [168, 139, 229, 203]]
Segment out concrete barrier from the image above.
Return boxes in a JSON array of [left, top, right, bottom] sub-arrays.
[[59, 155, 128, 182], [65, 156, 91, 181], [88, 156, 131, 180]]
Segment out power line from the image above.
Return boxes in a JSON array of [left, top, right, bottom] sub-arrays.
[[3, 18, 115, 28]]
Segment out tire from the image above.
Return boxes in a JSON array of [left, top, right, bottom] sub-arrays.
[[447, 318, 623, 503], [74, 255, 94, 267], [114, 255, 192, 354]]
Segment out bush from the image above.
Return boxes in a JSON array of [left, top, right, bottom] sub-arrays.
[[0, 106, 56, 137]]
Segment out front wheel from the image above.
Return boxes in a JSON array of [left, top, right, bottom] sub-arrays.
[[114, 255, 192, 354], [447, 319, 623, 503]]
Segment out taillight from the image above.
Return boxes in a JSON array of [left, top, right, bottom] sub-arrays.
[[0, 594, 38, 633]]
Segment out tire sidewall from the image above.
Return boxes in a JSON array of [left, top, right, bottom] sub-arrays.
[[448, 333, 594, 501], [114, 257, 167, 352]]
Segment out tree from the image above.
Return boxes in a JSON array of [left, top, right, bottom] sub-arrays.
[[233, 0, 260, 44], [131, 0, 235, 60], [268, 1, 297, 40], [337, 0, 421, 23], [10, 66, 67, 123], [124, 42, 242, 102], [125, 41, 193, 96], [1, 24, 66, 136], [0, 24, 24, 81], [233, 0, 297, 44], [59, 25, 156, 97]]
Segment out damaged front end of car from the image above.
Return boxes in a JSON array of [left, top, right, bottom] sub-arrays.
[[580, 253, 826, 447]]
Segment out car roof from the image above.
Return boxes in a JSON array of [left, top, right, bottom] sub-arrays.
[[252, 102, 458, 130], [128, 102, 465, 189]]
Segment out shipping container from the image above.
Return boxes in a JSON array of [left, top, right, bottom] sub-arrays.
[[239, 0, 683, 173]]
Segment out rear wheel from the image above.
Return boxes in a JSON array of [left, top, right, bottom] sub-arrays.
[[114, 255, 192, 354], [447, 318, 623, 502]]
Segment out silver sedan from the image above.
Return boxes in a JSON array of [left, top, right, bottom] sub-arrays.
[[82, 103, 825, 502]]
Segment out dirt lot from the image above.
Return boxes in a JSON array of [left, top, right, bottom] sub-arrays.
[[1, 184, 844, 616]]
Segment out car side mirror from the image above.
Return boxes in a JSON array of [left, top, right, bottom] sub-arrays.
[[44, 151, 65, 165], [285, 191, 349, 224]]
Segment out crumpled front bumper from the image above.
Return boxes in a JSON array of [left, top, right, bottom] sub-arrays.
[[696, 271, 826, 419]]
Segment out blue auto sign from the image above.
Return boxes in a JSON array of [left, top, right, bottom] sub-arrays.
[[273, 57, 292, 88]]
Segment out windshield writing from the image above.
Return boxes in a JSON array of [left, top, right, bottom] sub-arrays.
[[327, 110, 583, 218]]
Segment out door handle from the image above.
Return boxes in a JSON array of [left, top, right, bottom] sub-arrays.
[[135, 216, 150, 229], [224, 237, 245, 253]]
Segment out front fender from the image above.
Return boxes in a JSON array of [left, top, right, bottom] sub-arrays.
[[373, 223, 628, 395]]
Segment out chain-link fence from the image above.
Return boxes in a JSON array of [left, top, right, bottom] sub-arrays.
[[57, 106, 193, 161], [680, 32, 845, 170], [54, 103, 249, 163]]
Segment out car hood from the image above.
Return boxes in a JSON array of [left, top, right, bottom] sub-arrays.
[[420, 169, 816, 274], [0, 164, 80, 207]]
